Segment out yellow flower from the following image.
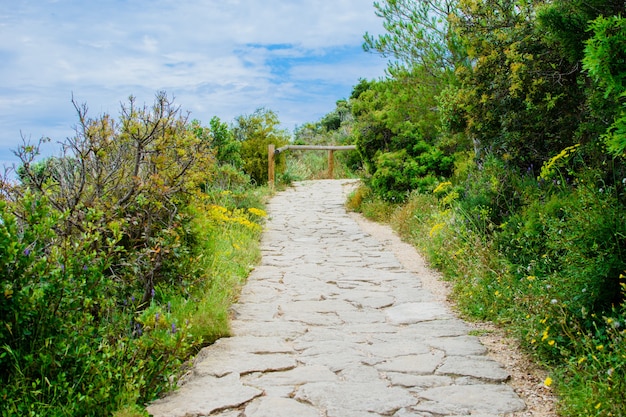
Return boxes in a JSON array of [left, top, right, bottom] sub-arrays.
[[596, 345, 604, 351], [247, 207, 267, 217], [433, 181, 452, 194], [578, 356, 586, 364], [544, 376, 553, 387], [595, 403, 602, 410], [429, 223, 445, 237], [539, 144, 581, 180], [548, 340, 555, 346]]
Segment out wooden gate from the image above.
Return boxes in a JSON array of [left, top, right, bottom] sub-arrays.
[[268, 144, 357, 189]]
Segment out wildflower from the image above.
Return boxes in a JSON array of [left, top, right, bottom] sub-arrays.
[[151, 288, 156, 298], [171, 323, 177, 334], [595, 403, 602, 410], [527, 275, 536, 281], [550, 299, 558, 305], [433, 181, 453, 194], [578, 356, 586, 364], [548, 340, 555, 346], [544, 376, 553, 387], [596, 345, 604, 351], [155, 312, 160, 322], [429, 222, 445, 237], [247, 207, 267, 217], [539, 144, 581, 180], [23, 248, 31, 256]]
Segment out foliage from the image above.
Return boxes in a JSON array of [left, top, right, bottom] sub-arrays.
[[350, 68, 455, 201], [363, 0, 464, 73], [15, 92, 214, 308], [348, 1, 626, 413], [1, 94, 268, 416], [209, 116, 244, 167], [584, 15, 626, 156], [370, 147, 453, 202], [232, 108, 290, 185]]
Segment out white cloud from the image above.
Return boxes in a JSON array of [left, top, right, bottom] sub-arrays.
[[0, 0, 388, 163]]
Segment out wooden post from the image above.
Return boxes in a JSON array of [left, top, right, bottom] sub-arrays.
[[268, 144, 275, 189], [327, 149, 334, 179]]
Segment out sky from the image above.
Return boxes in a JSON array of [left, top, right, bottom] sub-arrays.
[[0, 0, 389, 168]]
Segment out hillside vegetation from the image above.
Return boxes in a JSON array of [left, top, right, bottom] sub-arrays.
[[322, 1, 624, 415], [0, 97, 289, 416]]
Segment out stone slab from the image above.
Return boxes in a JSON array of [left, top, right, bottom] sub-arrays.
[[375, 351, 445, 375], [147, 373, 262, 417], [195, 352, 296, 377], [244, 397, 320, 417], [386, 302, 452, 324], [295, 381, 417, 415], [435, 356, 510, 382], [419, 385, 526, 415]]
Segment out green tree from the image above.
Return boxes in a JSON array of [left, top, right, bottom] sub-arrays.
[[351, 68, 455, 201], [583, 15, 626, 156], [14, 92, 214, 307], [449, 0, 592, 168], [209, 116, 243, 167], [364, 0, 464, 74], [232, 108, 290, 184]]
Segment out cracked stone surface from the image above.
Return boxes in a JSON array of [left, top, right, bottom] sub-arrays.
[[146, 180, 527, 417]]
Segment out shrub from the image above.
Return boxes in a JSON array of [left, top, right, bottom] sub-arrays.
[[1, 93, 268, 415], [370, 147, 454, 202], [233, 108, 289, 184]]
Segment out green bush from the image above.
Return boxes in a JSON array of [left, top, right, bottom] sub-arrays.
[[370, 147, 454, 202], [1, 94, 268, 416], [233, 108, 289, 184]]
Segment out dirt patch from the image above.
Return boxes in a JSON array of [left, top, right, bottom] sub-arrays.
[[350, 212, 558, 417]]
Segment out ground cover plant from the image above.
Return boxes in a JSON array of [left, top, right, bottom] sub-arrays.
[[0, 93, 269, 416]]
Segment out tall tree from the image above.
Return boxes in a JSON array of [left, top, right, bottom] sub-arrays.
[[232, 108, 289, 184], [363, 0, 464, 75]]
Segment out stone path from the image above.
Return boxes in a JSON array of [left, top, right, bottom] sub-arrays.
[[147, 180, 527, 417]]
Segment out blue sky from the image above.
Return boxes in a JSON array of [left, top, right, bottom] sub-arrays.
[[0, 0, 388, 167]]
